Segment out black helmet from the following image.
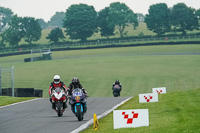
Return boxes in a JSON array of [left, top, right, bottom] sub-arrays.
[[115, 80, 120, 84], [72, 77, 79, 85]]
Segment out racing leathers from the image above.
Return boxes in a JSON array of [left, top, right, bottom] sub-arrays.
[[67, 83, 87, 96], [112, 82, 122, 96]]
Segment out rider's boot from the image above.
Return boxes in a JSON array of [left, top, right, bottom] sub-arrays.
[[52, 103, 55, 109], [71, 105, 75, 114], [63, 102, 67, 109], [83, 103, 87, 114], [49, 97, 52, 103]]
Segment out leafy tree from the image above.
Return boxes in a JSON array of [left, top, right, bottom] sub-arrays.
[[63, 4, 97, 41], [48, 12, 65, 28], [145, 3, 171, 36], [98, 7, 115, 38], [21, 17, 42, 44], [170, 3, 199, 35], [0, 7, 13, 32], [0, 35, 6, 48], [196, 9, 200, 26], [46, 27, 65, 44], [107, 2, 138, 38], [38, 18, 48, 29], [1, 15, 24, 47]]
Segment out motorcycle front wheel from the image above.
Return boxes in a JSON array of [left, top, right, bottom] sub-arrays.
[[113, 91, 119, 97], [76, 105, 83, 121], [57, 102, 63, 117]]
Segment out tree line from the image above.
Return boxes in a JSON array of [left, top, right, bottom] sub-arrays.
[[0, 2, 200, 48], [145, 3, 200, 36]]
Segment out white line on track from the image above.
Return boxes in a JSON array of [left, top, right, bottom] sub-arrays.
[[0, 98, 41, 109], [70, 97, 133, 133]]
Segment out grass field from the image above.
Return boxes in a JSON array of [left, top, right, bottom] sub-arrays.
[[81, 88, 200, 133], [0, 44, 200, 98], [0, 44, 199, 132]]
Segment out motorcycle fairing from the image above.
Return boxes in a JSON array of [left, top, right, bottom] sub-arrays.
[[75, 103, 83, 113]]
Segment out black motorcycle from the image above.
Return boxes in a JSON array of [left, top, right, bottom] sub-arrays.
[[69, 88, 87, 121], [112, 84, 121, 97]]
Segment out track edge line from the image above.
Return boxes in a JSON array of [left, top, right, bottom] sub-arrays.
[[70, 96, 133, 133]]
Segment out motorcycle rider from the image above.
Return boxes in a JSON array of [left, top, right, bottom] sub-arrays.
[[112, 80, 122, 96], [67, 77, 87, 113], [49, 75, 68, 109]]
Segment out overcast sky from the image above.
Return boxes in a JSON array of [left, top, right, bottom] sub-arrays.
[[0, 0, 200, 22]]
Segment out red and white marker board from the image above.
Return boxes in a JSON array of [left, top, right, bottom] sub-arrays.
[[139, 93, 158, 103], [113, 109, 149, 129], [152, 87, 166, 94]]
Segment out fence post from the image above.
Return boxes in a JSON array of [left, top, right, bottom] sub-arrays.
[[11, 66, 15, 97], [0, 67, 2, 96]]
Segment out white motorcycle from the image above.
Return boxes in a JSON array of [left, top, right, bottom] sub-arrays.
[[51, 87, 67, 117]]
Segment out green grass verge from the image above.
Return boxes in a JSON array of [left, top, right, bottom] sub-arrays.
[[0, 96, 36, 107], [81, 88, 200, 133], [0, 44, 200, 98]]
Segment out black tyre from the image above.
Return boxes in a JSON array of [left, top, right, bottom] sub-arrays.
[[57, 102, 63, 117], [76, 105, 83, 121], [113, 92, 119, 97]]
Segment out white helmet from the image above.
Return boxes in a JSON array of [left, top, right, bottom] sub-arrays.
[[53, 75, 60, 84]]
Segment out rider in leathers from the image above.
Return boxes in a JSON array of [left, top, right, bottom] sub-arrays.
[[49, 75, 68, 109], [67, 77, 87, 114], [112, 80, 122, 96]]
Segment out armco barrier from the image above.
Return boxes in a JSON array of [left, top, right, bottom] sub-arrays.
[[2, 88, 43, 97], [16, 88, 35, 97], [24, 58, 31, 62], [34, 89, 43, 97]]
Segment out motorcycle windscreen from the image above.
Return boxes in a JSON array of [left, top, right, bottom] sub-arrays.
[[72, 89, 83, 97]]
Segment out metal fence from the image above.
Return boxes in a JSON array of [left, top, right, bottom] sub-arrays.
[[0, 35, 200, 54], [54, 35, 200, 47]]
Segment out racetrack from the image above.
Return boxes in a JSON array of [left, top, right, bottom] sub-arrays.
[[0, 97, 130, 133]]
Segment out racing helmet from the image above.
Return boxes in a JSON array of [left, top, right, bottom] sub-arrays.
[[53, 75, 61, 84], [72, 77, 79, 85], [115, 80, 120, 84]]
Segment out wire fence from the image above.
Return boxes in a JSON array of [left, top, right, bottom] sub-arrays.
[[1, 35, 200, 54]]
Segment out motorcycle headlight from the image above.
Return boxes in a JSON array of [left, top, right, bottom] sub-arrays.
[[75, 96, 80, 100]]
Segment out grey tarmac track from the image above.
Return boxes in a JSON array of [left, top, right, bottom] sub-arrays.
[[0, 97, 131, 133]]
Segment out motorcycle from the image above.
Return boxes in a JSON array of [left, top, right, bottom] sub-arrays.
[[69, 88, 87, 121], [52, 87, 66, 117], [112, 84, 121, 97]]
